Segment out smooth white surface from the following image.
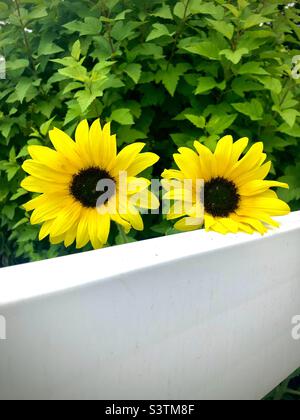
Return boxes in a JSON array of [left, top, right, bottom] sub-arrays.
[[0, 212, 299, 400]]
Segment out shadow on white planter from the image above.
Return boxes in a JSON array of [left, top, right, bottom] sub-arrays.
[[0, 212, 299, 400]]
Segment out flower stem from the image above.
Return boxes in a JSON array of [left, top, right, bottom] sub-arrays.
[[13, 0, 35, 72], [167, 0, 191, 69]]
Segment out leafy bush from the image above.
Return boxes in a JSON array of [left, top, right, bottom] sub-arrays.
[[0, 0, 299, 266]]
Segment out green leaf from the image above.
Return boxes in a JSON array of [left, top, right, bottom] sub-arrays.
[[58, 65, 88, 82], [232, 99, 263, 121], [15, 78, 32, 103], [185, 114, 206, 128], [238, 62, 269, 75], [110, 108, 134, 125], [71, 40, 81, 61], [156, 64, 189, 96], [195, 77, 225, 94], [128, 43, 164, 60], [189, 2, 224, 20], [278, 123, 300, 138], [111, 21, 141, 42], [64, 17, 102, 36], [279, 109, 300, 128], [146, 23, 173, 42], [238, 30, 274, 51], [2, 205, 15, 220], [10, 190, 27, 201], [124, 63, 142, 84], [206, 19, 234, 40], [40, 117, 55, 136], [277, 165, 300, 202], [173, 2, 186, 19], [6, 59, 29, 72], [171, 133, 195, 147], [152, 4, 173, 20], [38, 37, 63, 56], [224, 4, 240, 17], [114, 9, 132, 21], [220, 48, 248, 64], [243, 14, 272, 30], [183, 41, 220, 60], [254, 76, 282, 94], [232, 77, 264, 97], [63, 82, 82, 94], [64, 102, 83, 125], [117, 127, 147, 145], [12, 217, 28, 229], [28, 6, 48, 21], [75, 90, 96, 112], [206, 114, 237, 135]]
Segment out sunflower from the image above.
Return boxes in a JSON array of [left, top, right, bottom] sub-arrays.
[[21, 119, 159, 249], [162, 136, 290, 235]]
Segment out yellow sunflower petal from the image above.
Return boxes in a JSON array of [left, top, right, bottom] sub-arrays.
[[21, 176, 68, 194], [161, 169, 185, 180], [226, 137, 249, 170], [227, 142, 265, 181], [214, 135, 233, 176], [49, 233, 65, 245], [49, 128, 82, 168], [174, 217, 202, 231], [64, 225, 77, 247], [240, 197, 291, 215], [76, 210, 90, 249], [75, 119, 91, 166], [239, 180, 289, 196], [204, 213, 216, 230], [126, 152, 159, 177], [89, 119, 104, 167], [163, 188, 193, 202], [235, 161, 272, 187], [231, 213, 267, 235], [22, 160, 71, 184], [237, 222, 254, 234], [27, 145, 76, 174], [178, 147, 202, 179], [194, 141, 216, 181], [120, 203, 144, 231], [23, 194, 46, 212], [166, 204, 186, 220], [236, 208, 280, 227], [259, 190, 278, 199], [30, 196, 72, 225], [87, 210, 103, 249], [161, 178, 184, 192], [112, 143, 146, 176], [219, 217, 239, 233], [186, 201, 204, 218], [210, 222, 228, 234], [104, 123, 117, 169], [50, 201, 82, 237], [39, 220, 54, 241], [127, 177, 151, 195], [133, 190, 160, 210], [96, 211, 111, 244], [109, 209, 131, 233]]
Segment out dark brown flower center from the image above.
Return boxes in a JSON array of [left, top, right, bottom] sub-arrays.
[[70, 167, 116, 208], [204, 177, 240, 217]]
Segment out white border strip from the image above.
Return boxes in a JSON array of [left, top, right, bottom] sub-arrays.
[[0, 212, 299, 306]]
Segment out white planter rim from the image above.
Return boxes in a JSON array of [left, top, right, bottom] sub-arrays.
[[0, 211, 299, 307]]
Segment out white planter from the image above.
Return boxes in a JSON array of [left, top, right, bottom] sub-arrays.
[[0, 212, 299, 400]]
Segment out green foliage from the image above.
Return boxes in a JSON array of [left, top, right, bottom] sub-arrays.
[[0, 0, 299, 266], [265, 368, 300, 400]]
